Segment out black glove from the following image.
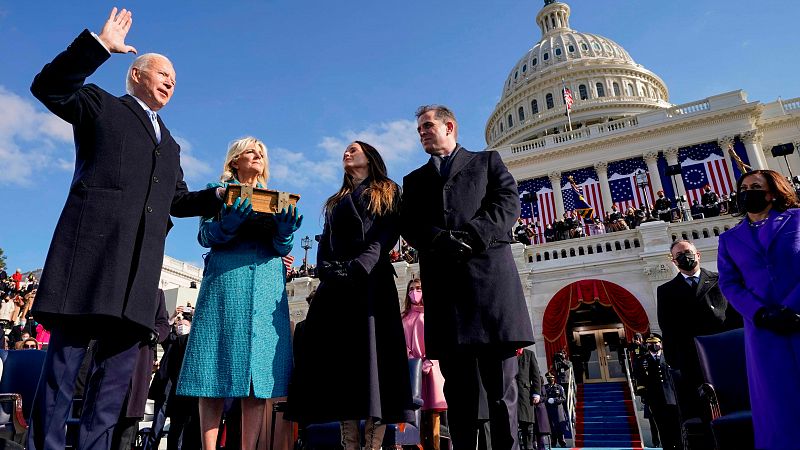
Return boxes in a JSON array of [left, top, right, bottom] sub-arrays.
[[431, 230, 474, 262], [754, 305, 800, 335], [318, 260, 349, 283]]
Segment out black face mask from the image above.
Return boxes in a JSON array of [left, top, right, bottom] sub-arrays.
[[674, 252, 698, 271], [647, 344, 662, 353], [738, 190, 770, 214]]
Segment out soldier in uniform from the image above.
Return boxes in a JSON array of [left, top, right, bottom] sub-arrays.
[[543, 373, 567, 448], [654, 191, 673, 222], [515, 219, 532, 245], [515, 349, 550, 450], [637, 336, 680, 450], [701, 184, 721, 217]]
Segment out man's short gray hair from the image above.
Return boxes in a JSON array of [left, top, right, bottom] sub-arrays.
[[415, 104, 457, 124], [669, 239, 696, 254], [125, 53, 172, 95]]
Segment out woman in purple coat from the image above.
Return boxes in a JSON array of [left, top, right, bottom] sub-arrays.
[[717, 169, 800, 449]]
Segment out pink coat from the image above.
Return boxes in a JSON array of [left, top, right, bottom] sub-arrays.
[[402, 306, 447, 410], [35, 324, 50, 345]]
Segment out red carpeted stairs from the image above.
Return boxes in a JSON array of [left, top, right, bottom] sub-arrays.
[[574, 382, 643, 449]]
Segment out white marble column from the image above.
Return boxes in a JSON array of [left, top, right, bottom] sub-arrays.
[[663, 147, 687, 198], [717, 136, 739, 189], [741, 130, 768, 170], [549, 171, 566, 218], [594, 161, 614, 213], [643, 152, 664, 195]]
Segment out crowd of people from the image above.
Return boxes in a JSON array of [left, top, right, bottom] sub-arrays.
[[7, 7, 799, 450], [514, 185, 742, 246]]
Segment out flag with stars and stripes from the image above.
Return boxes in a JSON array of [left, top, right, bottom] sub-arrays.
[[679, 142, 734, 205], [282, 255, 295, 271], [561, 168, 605, 221], [518, 176, 555, 243], [563, 87, 574, 111], [607, 157, 654, 211]]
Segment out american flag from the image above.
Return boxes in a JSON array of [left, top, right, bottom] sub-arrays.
[[561, 168, 605, 220], [563, 87, 574, 111], [519, 176, 555, 243], [679, 142, 734, 205], [608, 157, 654, 211], [282, 255, 295, 271]]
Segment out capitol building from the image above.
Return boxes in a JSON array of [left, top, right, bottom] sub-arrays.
[[278, 0, 800, 379]]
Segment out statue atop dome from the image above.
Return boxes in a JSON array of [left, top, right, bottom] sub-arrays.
[[544, 0, 556, 4]]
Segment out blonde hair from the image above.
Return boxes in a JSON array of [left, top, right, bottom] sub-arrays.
[[220, 137, 269, 187]]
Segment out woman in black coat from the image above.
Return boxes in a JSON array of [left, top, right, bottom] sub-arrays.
[[288, 141, 413, 450]]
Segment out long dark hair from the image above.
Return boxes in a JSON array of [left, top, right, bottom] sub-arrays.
[[401, 278, 422, 318], [324, 141, 398, 216], [735, 169, 800, 214]]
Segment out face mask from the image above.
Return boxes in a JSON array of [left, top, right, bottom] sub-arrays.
[[738, 190, 770, 214], [409, 290, 422, 305], [674, 252, 698, 271], [647, 344, 662, 353], [176, 324, 191, 336]]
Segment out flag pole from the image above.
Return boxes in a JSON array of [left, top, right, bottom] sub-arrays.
[[562, 78, 573, 132]]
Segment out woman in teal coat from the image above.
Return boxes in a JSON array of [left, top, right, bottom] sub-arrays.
[[177, 136, 302, 450]]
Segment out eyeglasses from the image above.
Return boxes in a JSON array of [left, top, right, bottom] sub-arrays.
[[23, 344, 37, 349]]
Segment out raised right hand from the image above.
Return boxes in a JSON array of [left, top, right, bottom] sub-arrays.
[[97, 7, 138, 54], [219, 197, 254, 234]]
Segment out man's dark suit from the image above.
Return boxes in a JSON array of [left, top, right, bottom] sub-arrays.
[[28, 30, 220, 450], [656, 267, 743, 417], [401, 146, 534, 450]]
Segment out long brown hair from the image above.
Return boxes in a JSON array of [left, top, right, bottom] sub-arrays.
[[736, 169, 800, 213], [401, 278, 422, 318], [324, 141, 398, 216]]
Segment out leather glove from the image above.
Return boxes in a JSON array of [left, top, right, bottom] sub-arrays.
[[754, 305, 800, 335], [219, 197, 254, 234], [274, 205, 303, 239], [431, 230, 474, 262], [318, 260, 350, 283]]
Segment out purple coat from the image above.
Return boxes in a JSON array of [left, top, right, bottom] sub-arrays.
[[717, 208, 800, 449]]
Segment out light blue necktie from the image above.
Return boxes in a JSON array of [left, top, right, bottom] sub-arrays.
[[147, 110, 161, 144]]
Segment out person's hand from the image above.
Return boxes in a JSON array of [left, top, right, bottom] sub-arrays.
[[274, 205, 303, 237], [318, 261, 349, 283], [219, 197, 254, 234], [754, 305, 800, 335], [431, 230, 474, 262], [532, 394, 541, 405], [97, 7, 138, 54]]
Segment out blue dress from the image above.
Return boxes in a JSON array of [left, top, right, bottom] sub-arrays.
[[177, 181, 294, 399]]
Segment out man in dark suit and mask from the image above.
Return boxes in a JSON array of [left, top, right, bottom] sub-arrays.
[[401, 105, 534, 450], [656, 240, 743, 419], [28, 9, 222, 449]]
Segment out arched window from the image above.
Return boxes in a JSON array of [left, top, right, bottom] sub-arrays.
[[613, 82, 621, 96], [546, 93, 554, 109], [531, 99, 539, 114], [543, 52, 549, 61], [508, 115, 513, 128], [596, 82, 605, 97], [522, 64, 527, 73], [568, 44, 575, 52], [581, 42, 588, 51], [514, 71, 518, 80], [500, 122, 504, 132], [555, 48, 562, 56], [532, 57, 538, 66], [592, 42, 601, 51], [518, 107, 525, 122], [579, 84, 588, 100], [626, 83, 634, 96]]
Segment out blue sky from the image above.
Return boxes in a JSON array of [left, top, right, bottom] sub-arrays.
[[1, 0, 798, 271]]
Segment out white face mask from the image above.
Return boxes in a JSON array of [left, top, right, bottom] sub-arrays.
[[176, 324, 191, 336]]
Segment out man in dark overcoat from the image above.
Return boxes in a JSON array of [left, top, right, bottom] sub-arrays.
[[515, 349, 549, 450], [400, 104, 535, 450], [27, 9, 221, 449], [637, 336, 680, 450], [657, 239, 742, 418]]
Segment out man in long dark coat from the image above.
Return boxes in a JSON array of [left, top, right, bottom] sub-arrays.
[[401, 104, 535, 450], [515, 349, 549, 450], [27, 9, 221, 449], [657, 239, 742, 418]]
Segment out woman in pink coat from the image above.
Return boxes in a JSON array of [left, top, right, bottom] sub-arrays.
[[401, 278, 447, 450]]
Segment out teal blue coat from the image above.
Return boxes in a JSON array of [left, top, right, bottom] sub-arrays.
[[177, 182, 294, 399]]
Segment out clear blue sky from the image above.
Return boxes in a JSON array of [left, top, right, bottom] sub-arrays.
[[1, 0, 798, 271]]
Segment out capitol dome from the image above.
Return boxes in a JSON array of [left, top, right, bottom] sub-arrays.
[[486, 0, 671, 147]]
